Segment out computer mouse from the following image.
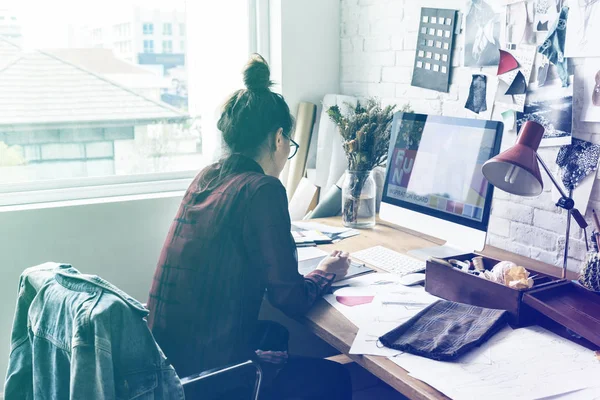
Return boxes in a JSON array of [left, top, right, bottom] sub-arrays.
[[399, 273, 426, 286]]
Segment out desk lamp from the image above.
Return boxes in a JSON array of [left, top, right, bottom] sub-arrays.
[[482, 121, 588, 279]]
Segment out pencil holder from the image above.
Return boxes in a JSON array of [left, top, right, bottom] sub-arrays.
[[579, 251, 600, 293]]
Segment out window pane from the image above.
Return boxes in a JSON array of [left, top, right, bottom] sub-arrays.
[[1, 0, 250, 186]]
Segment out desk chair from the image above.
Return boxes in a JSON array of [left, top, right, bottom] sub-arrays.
[[140, 302, 264, 399], [180, 358, 263, 400]]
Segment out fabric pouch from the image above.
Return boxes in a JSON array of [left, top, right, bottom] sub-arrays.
[[379, 300, 507, 361]]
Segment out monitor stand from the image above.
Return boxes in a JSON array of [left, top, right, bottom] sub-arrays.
[[408, 243, 468, 261]]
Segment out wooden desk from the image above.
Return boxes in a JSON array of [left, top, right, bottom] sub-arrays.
[[298, 217, 568, 400]]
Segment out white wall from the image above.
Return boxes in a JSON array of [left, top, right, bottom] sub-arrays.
[[340, 0, 600, 270], [0, 195, 182, 391], [270, 0, 341, 116]]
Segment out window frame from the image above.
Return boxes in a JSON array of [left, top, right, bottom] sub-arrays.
[[143, 22, 154, 35], [163, 22, 172, 35], [163, 39, 173, 53], [143, 39, 154, 53], [0, 0, 263, 208]]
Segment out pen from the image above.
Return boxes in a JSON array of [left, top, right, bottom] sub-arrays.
[[382, 301, 432, 306], [584, 227, 590, 252]]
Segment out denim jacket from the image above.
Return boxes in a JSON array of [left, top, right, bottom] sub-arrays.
[[5, 263, 184, 400]]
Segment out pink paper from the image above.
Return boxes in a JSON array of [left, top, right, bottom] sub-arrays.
[[336, 295, 374, 307]]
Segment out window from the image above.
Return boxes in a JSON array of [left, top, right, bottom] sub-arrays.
[[143, 39, 154, 53], [143, 22, 153, 35], [0, 0, 253, 206], [163, 23, 172, 35], [179, 23, 185, 35]]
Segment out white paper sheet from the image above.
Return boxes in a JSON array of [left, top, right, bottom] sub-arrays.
[[389, 325, 600, 400], [291, 221, 350, 234], [350, 328, 402, 357], [314, 95, 357, 196], [564, 0, 600, 58], [297, 247, 328, 262], [580, 58, 600, 123], [324, 273, 407, 327], [494, 44, 536, 113]]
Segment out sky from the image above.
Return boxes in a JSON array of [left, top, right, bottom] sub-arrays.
[[4, 0, 185, 49]]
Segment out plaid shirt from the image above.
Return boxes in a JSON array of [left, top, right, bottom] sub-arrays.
[[147, 154, 334, 377]]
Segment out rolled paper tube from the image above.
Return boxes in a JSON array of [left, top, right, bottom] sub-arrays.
[[472, 256, 485, 271], [286, 102, 317, 200], [593, 209, 600, 232]]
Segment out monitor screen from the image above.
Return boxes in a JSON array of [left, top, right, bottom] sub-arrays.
[[382, 113, 503, 231]]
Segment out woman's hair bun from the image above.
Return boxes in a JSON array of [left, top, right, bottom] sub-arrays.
[[243, 53, 272, 91]]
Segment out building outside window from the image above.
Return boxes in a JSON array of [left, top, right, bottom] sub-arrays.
[[163, 40, 172, 53], [142, 22, 153, 35], [143, 39, 154, 53], [0, 0, 251, 206]]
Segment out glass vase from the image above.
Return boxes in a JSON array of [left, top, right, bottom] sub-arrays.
[[341, 170, 376, 229]]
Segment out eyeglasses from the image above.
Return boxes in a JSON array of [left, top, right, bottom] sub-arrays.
[[286, 135, 299, 160]]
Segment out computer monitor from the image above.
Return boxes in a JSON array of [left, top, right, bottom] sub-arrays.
[[380, 112, 504, 260]]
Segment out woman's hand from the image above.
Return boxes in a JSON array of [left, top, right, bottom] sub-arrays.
[[316, 250, 351, 279]]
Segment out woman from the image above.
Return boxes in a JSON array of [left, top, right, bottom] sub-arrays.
[[147, 54, 352, 399]]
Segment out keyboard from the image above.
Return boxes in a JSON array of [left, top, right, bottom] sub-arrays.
[[351, 246, 425, 276]]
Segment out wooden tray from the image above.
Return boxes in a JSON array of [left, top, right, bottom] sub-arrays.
[[523, 281, 600, 348], [425, 253, 561, 327]]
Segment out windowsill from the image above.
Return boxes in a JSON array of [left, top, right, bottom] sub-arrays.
[[0, 171, 197, 209], [0, 190, 185, 213]]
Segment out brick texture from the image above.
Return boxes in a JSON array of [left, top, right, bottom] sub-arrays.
[[340, 0, 600, 270]]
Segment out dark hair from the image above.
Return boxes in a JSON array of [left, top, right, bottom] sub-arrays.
[[217, 54, 294, 158]]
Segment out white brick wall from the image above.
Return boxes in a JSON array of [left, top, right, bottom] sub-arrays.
[[340, 0, 600, 271]]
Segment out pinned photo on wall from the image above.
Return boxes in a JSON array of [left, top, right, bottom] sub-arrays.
[[552, 138, 600, 211], [465, 74, 488, 114], [534, 0, 559, 32], [565, 0, 600, 57], [580, 58, 600, 123], [501, 0, 536, 47], [498, 50, 519, 75], [463, 0, 502, 67], [411, 8, 458, 92], [464, 74, 497, 120], [539, 6, 569, 87], [502, 110, 517, 131], [536, 54, 551, 87], [516, 76, 574, 148], [495, 44, 536, 112]]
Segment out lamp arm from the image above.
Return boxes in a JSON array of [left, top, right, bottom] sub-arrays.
[[536, 155, 587, 280], [536, 153, 588, 230]]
